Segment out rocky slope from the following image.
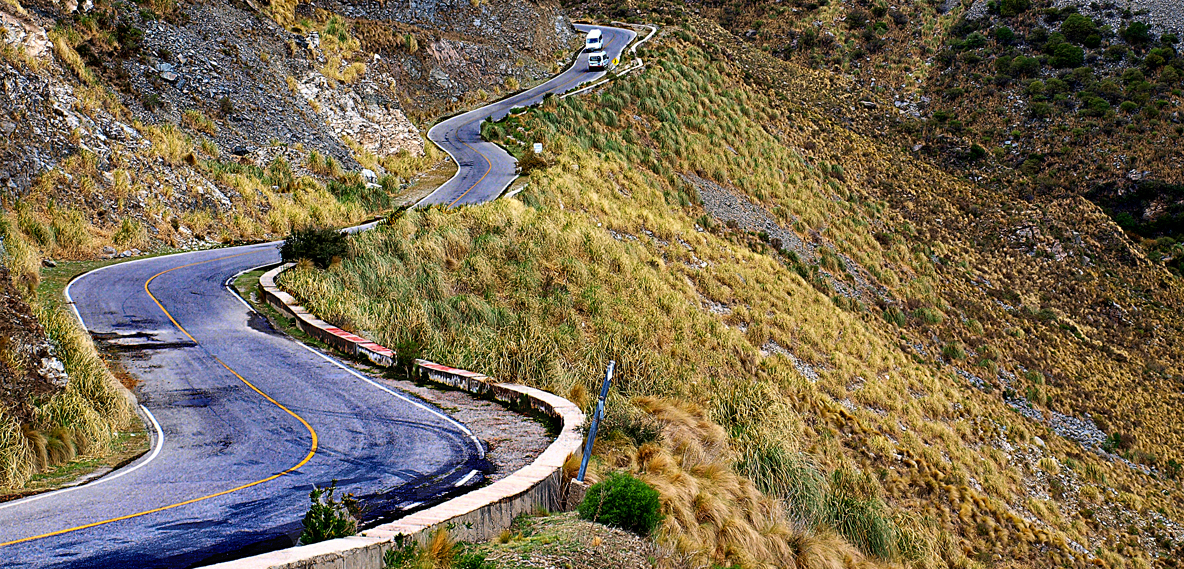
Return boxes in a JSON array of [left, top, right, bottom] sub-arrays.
[[0, 0, 576, 489]]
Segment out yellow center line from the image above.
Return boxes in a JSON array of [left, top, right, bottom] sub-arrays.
[[445, 34, 617, 207], [0, 250, 319, 548]]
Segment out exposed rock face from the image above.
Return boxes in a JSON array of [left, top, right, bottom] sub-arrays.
[[1, 8, 49, 59], [297, 73, 422, 157]]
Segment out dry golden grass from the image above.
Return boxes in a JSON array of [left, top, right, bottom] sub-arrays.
[[280, 27, 1183, 567], [182, 109, 216, 135]]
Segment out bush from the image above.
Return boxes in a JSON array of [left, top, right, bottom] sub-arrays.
[[845, 9, 870, 30], [1029, 101, 1054, 118], [1078, 96, 1111, 117], [1121, 22, 1153, 46], [281, 227, 349, 269], [994, 26, 1015, 44], [999, 0, 1030, 17], [1010, 56, 1040, 77], [577, 472, 663, 536], [300, 481, 360, 545], [1050, 43, 1085, 68], [517, 148, 547, 175], [1060, 14, 1097, 44]]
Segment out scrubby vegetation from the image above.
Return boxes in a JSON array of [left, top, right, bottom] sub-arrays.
[[282, 24, 1184, 567], [281, 226, 349, 269], [577, 471, 663, 536], [0, 220, 135, 489], [299, 481, 360, 545]]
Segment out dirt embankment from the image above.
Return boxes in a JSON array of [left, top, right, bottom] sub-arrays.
[[0, 265, 67, 425]]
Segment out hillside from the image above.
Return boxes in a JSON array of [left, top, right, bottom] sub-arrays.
[[2, 0, 1184, 566], [281, 18, 1184, 569], [591, 0, 1184, 272], [0, 0, 573, 488]]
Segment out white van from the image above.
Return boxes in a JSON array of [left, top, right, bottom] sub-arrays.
[[585, 29, 603, 51], [587, 50, 608, 71]]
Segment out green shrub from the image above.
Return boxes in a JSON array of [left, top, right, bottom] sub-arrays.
[[1010, 55, 1040, 77], [962, 32, 988, 50], [1078, 96, 1111, 117], [1121, 22, 1153, 46], [1029, 102, 1054, 118], [300, 481, 360, 545], [1050, 43, 1084, 68], [281, 227, 349, 269], [994, 26, 1015, 44], [999, 0, 1029, 18], [578, 472, 663, 536], [1060, 14, 1097, 45]]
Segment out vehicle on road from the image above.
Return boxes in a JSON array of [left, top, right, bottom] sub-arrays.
[[585, 28, 603, 51], [588, 51, 608, 71]]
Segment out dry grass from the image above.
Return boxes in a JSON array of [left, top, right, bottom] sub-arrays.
[[143, 123, 192, 165], [182, 109, 216, 135], [280, 28, 1183, 567], [0, 220, 134, 488]]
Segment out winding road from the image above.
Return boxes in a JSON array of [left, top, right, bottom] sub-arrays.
[[418, 23, 637, 207], [0, 243, 487, 568], [0, 22, 643, 568]]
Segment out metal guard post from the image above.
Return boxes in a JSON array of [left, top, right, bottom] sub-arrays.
[[577, 360, 615, 482]]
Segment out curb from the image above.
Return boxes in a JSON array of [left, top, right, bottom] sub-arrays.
[[215, 265, 587, 569], [560, 22, 657, 99], [417, 22, 643, 208]]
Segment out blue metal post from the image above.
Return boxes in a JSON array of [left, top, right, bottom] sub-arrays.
[[577, 361, 614, 482]]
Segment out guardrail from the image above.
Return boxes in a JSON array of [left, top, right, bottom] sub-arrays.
[[218, 265, 587, 569], [561, 22, 658, 99]]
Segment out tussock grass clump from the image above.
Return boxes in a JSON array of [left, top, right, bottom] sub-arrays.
[[0, 223, 134, 487], [143, 123, 192, 165], [181, 109, 216, 135]]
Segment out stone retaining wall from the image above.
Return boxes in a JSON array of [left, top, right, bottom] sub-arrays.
[[211, 265, 586, 569]]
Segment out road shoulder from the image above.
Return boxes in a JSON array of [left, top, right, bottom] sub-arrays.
[[231, 268, 549, 484]]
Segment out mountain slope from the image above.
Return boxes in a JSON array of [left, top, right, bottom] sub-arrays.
[[281, 20, 1184, 569]]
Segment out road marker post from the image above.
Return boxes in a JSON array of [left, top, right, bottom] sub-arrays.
[[577, 361, 615, 482]]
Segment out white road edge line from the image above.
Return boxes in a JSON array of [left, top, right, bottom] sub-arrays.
[[62, 242, 280, 327], [418, 23, 636, 207], [223, 264, 487, 460], [294, 340, 486, 460], [0, 405, 164, 511], [453, 469, 480, 487]]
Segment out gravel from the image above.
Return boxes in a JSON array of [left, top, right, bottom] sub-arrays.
[[683, 172, 816, 263], [385, 375, 551, 482]]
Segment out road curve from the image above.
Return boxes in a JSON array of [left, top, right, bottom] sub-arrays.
[[0, 243, 486, 568], [418, 23, 637, 207]]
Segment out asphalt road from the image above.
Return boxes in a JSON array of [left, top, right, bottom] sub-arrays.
[[0, 242, 487, 568], [417, 23, 637, 207]]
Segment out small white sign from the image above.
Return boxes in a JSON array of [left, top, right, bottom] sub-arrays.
[[533, 143, 543, 154]]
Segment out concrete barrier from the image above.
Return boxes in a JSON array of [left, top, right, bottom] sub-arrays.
[[258, 264, 395, 368], [215, 266, 587, 569]]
